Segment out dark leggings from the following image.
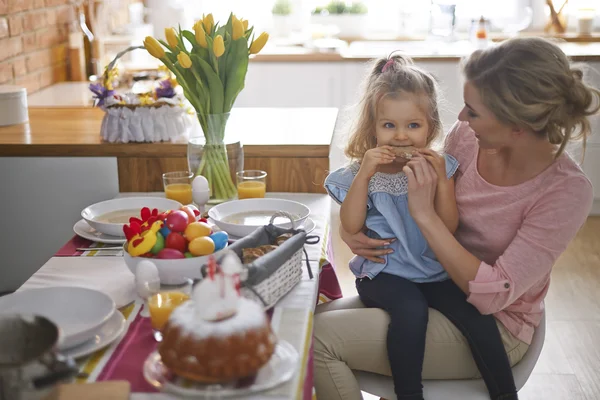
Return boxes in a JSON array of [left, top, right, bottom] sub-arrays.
[[357, 273, 518, 400]]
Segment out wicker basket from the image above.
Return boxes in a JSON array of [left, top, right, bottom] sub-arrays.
[[202, 213, 319, 309]]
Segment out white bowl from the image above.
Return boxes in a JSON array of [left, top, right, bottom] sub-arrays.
[[123, 243, 229, 285], [208, 198, 310, 238], [0, 287, 115, 350], [81, 197, 183, 237]]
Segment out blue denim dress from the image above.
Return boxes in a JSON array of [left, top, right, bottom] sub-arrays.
[[325, 154, 459, 282]]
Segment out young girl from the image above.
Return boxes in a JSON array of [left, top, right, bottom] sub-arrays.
[[325, 55, 519, 400]]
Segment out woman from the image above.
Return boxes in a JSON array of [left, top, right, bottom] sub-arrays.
[[314, 37, 598, 400]]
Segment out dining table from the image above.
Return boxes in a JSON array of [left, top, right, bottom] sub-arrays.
[[17, 192, 343, 399]]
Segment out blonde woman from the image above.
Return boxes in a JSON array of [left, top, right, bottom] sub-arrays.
[[315, 37, 598, 400]]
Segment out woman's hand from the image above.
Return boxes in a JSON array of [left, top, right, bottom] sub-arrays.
[[358, 146, 396, 179], [339, 225, 395, 264], [418, 148, 446, 182], [403, 154, 438, 223]]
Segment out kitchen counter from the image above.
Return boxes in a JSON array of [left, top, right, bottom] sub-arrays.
[[0, 107, 338, 193]]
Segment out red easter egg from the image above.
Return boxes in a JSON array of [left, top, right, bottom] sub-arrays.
[[165, 232, 187, 253], [165, 210, 189, 232], [156, 248, 185, 259]]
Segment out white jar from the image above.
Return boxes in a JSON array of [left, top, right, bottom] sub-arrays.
[[0, 85, 28, 126]]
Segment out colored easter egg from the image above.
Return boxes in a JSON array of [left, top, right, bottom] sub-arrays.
[[165, 232, 187, 253], [179, 206, 196, 224], [165, 210, 189, 232], [188, 236, 215, 256], [184, 222, 212, 241], [159, 226, 171, 238], [209, 231, 228, 251], [156, 248, 185, 259], [184, 252, 194, 258], [150, 232, 165, 254]]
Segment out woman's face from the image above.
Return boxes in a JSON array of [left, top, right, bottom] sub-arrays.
[[458, 81, 515, 150]]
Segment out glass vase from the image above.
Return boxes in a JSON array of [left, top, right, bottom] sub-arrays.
[[187, 113, 243, 204]]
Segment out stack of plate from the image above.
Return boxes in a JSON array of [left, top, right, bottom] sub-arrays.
[[0, 287, 126, 359]]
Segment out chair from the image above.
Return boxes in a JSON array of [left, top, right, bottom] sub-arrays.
[[354, 312, 546, 400]]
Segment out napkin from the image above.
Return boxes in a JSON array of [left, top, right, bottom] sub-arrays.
[[18, 257, 136, 308], [45, 381, 130, 400]]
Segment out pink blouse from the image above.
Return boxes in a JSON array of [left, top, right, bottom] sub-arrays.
[[445, 121, 593, 344]]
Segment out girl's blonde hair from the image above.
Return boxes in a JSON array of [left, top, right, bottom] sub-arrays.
[[462, 37, 600, 158], [345, 54, 443, 160]]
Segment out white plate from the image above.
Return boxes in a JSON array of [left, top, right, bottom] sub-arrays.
[[144, 340, 298, 398], [226, 217, 316, 242], [81, 197, 182, 237], [208, 198, 311, 238], [0, 287, 116, 350], [61, 310, 126, 359], [73, 219, 126, 244]]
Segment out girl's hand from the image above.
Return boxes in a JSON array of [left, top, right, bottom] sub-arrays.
[[358, 146, 396, 179], [340, 225, 395, 264], [418, 148, 446, 182], [403, 154, 438, 223]]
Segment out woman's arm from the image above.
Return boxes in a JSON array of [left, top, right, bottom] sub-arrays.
[[419, 149, 458, 233], [403, 156, 593, 313], [434, 178, 458, 234]]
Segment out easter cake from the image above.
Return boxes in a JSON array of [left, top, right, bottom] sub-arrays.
[[159, 253, 276, 383]]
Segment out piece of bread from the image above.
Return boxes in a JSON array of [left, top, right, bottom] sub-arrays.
[[242, 247, 264, 264], [391, 146, 418, 159], [275, 233, 294, 246]]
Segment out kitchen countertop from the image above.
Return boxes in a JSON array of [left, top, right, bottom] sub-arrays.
[[119, 39, 600, 69], [0, 107, 337, 158]]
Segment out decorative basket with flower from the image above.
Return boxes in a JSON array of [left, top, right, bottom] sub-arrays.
[[90, 54, 197, 144], [143, 13, 269, 203]]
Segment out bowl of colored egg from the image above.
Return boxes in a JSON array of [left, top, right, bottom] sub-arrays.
[[122, 205, 229, 284]]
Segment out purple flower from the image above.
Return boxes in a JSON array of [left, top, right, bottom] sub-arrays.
[[155, 79, 176, 99], [89, 83, 114, 107]]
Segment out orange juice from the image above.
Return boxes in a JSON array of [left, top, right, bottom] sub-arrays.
[[237, 181, 266, 199], [165, 183, 193, 205], [147, 291, 190, 330]]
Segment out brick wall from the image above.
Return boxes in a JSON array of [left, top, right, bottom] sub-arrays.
[[0, 0, 72, 94]]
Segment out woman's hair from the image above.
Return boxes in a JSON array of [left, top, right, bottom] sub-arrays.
[[345, 54, 443, 160], [462, 37, 600, 158]]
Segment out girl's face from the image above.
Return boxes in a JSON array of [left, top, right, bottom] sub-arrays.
[[375, 94, 431, 153], [458, 81, 516, 150]]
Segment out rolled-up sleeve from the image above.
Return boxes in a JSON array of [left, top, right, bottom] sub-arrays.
[[467, 176, 593, 314]]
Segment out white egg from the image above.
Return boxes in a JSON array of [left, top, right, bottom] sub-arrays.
[[135, 260, 160, 299], [192, 175, 209, 192]]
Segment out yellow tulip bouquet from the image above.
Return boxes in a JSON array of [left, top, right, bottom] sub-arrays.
[[144, 13, 269, 201]]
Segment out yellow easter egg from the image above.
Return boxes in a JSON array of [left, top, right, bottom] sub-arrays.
[[188, 236, 215, 256], [184, 222, 212, 241]]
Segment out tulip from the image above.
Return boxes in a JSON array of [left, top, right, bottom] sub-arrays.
[[203, 13, 214, 34], [144, 36, 165, 59], [195, 23, 208, 48], [241, 19, 248, 31], [165, 27, 178, 48], [177, 52, 192, 68], [213, 35, 224, 57], [232, 16, 244, 40], [249, 32, 269, 55]]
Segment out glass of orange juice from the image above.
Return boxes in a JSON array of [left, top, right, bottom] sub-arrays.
[[236, 170, 267, 199], [146, 278, 193, 341], [162, 171, 194, 205]]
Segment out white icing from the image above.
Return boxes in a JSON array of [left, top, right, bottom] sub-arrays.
[[169, 297, 267, 339]]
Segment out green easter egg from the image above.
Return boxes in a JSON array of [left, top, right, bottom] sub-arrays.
[[150, 232, 165, 254], [184, 252, 194, 258]]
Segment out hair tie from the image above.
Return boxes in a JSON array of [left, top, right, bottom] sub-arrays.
[[382, 59, 394, 73]]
